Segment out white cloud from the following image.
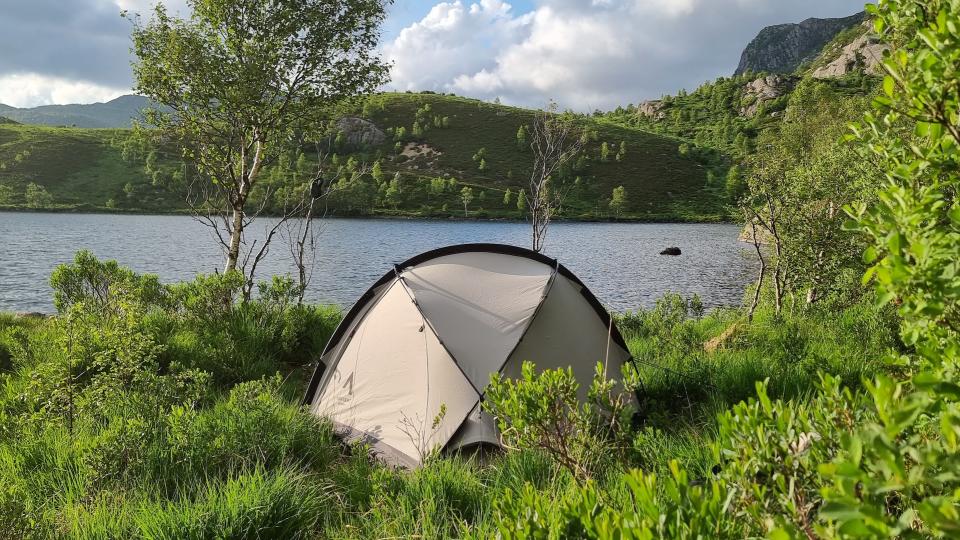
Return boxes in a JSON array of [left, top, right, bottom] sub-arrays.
[[0, 0, 187, 107], [114, 0, 190, 16], [383, 0, 533, 93], [384, 0, 868, 110], [0, 73, 128, 108]]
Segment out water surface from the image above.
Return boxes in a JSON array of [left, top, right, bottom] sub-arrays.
[[0, 212, 757, 313]]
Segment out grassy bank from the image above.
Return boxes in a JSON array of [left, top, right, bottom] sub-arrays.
[[0, 253, 898, 538]]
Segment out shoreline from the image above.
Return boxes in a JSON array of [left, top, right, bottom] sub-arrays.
[[0, 206, 738, 226]]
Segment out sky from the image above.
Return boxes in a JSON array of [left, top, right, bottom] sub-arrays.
[[0, 0, 867, 111]]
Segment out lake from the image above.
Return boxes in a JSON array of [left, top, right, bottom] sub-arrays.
[[0, 212, 758, 314]]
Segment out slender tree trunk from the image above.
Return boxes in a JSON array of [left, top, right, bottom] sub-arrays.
[[748, 220, 766, 323], [225, 203, 245, 273], [224, 138, 263, 275]]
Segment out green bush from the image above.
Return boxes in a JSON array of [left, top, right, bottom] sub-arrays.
[[50, 250, 167, 314], [164, 273, 340, 385], [486, 361, 639, 483]]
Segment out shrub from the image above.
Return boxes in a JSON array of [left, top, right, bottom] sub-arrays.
[[166, 273, 340, 384], [485, 361, 638, 483], [50, 250, 167, 314], [150, 376, 338, 494], [493, 376, 866, 538]]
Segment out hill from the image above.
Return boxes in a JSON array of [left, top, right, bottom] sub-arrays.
[[0, 124, 181, 212], [734, 12, 865, 76], [0, 93, 725, 221], [0, 95, 152, 128]]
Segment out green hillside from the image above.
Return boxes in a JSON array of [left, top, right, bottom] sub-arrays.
[[355, 93, 723, 220], [0, 93, 726, 221], [0, 124, 180, 212]]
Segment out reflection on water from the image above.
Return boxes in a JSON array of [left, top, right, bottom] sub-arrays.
[[0, 212, 758, 313]]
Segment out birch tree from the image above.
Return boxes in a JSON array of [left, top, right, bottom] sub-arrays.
[[525, 102, 585, 253], [129, 0, 390, 286]]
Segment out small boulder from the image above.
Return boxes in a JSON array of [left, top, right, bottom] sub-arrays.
[[660, 247, 681, 256]]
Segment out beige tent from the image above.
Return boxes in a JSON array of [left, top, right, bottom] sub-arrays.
[[303, 243, 634, 468]]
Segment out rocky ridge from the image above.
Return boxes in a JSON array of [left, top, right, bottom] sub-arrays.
[[735, 12, 865, 76]]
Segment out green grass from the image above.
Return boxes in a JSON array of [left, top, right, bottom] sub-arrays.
[[0, 280, 898, 538], [0, 93, 729, 221]]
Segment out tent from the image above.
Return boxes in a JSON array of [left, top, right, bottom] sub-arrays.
[[303, 243, 634, 468]]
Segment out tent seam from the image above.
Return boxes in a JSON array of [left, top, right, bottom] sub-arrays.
[[393, 265, 486, 399]]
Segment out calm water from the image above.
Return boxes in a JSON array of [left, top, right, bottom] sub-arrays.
[[0, 212, 757, 313]]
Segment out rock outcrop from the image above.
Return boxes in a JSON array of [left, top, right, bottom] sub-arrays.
[[812, 33, 889, 79], [637, 100, 666, 120], [336, 117, 386, 147], [735, 12, 865, 76], [740, 75, 794, 117]]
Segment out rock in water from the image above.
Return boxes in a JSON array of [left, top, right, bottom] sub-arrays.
[[660, 247, 681, 256]]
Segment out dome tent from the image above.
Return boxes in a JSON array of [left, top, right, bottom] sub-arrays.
[[303, 243, 635, 468]]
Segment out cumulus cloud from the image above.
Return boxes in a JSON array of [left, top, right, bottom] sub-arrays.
[[384, 0, 534, 93], [0, 0, 186, 108], [384, 0, 868, 110], [1, 0, 866, 109], [0, 73, 127, 108]]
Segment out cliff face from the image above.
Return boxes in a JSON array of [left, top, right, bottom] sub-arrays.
[[734, 12, 865, 75]]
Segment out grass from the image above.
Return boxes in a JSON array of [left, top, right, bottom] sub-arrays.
[[0, 277, 898, 538], [0, 92, 729, 221]]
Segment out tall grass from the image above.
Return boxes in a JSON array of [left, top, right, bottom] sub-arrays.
[[0, 259, 899, 538]]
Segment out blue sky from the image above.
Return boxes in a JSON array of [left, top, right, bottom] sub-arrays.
[[0, 0, 868, 109]]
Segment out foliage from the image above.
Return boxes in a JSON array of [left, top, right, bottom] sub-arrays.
[[24, 182, 52, 208], [745, 79, 880, 308], [609, 185, 627, 217], [486, 361, 640, 484], [492, 376, 867, 539], [819, 1, 960, 536], [129, 0, 390, 273], [50, 250, 167, 314]]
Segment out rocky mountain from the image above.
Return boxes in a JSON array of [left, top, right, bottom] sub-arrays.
[[0, 95, 153, 128], [734, 12, 866, 76]]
